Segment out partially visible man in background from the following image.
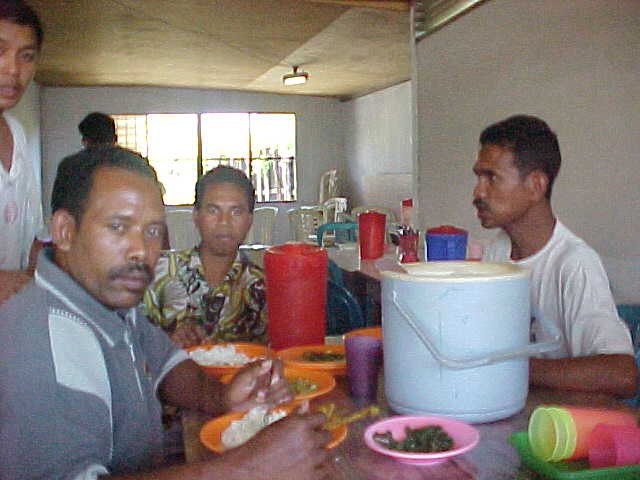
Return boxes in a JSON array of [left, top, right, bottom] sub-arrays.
[[78, 111, 117, 148], [0, 0, 44, 305]]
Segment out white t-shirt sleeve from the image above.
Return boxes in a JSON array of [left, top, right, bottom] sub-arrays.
[[559, 248, 633, 356]]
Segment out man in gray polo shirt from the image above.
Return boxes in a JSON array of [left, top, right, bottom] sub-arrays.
[[0, 147, 330, 479]]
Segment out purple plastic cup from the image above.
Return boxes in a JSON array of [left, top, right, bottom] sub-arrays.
[[589, 423, 640, 468], [345, 335, 383, 402]]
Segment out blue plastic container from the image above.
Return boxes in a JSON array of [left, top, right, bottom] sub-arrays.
[[426, 225, 468, 261]]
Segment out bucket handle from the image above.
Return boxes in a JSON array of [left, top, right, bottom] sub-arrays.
[[391, 290, 561, 369]]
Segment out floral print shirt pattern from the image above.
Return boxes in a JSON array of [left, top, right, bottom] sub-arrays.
[[142, 247, 267, 344]]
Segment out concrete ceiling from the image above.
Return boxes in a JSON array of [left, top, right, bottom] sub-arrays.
[[29, 0, 412, 100]]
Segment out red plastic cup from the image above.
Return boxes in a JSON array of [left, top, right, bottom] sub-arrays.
[[565, 406, 638, 460], [589, 423, 640, 468], [345, 335, 382, 402], [263, 243, 327, 350], [358, 211, 386, 260]]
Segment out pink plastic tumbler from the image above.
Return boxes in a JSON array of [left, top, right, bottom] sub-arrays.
[[589, 423, 640, 468], [358, 211, 386, 260]]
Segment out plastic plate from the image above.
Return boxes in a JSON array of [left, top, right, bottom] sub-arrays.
[[200, 404, 347, 453], [364, 415, 480, 465], [220, 366, 336, 403], [186, 342, 268, 377], [276, 344, 346, 375]]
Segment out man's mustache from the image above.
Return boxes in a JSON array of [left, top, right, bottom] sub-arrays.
[[473, 198, 487, 209], [109, 262, 153, 282]]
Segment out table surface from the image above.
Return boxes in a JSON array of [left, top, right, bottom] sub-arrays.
[[182, 374, 635, 480]]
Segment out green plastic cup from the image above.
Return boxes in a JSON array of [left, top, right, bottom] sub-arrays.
[[529, 406, 557, 461], [528, 405, 577, 462]]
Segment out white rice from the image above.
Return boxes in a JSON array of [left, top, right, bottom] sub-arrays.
[[221, 406, 287, 449], [189, 344, 252, 366]]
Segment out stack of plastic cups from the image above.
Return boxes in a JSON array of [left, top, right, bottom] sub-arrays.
[[528, 405, 638, 462]]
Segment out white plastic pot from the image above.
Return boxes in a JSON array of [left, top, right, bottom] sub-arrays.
[[381, 261, 561, 423]]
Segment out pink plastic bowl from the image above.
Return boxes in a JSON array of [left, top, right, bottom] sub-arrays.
[[363, 415, 480, 465]]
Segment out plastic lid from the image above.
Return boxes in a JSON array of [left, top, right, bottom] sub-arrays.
[[402, 198, 413, 207], [382, 261, 530, 283], [427, 225, 467, 234]]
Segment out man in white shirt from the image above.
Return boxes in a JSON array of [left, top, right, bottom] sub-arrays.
[[0, 0, 43, 305], [473, 115, 637, 398]]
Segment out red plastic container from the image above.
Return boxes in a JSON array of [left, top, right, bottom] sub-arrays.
[[358, 211, 386, 260], [263, 243, 328, 350]]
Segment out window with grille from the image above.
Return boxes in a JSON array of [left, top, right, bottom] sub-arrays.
[[112, 113, 297, 206]]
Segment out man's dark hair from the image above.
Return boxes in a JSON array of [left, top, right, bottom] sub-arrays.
[[194, 165, 255, 212], [78, 112, 117, 145], [480, 115, 561, 199], [51, 146, 160, 223], [0, 1, 44, 50]]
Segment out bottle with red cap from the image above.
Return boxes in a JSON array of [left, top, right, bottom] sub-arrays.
[[401, 198, 413, 228]]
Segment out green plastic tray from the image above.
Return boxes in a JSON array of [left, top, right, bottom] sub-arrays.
[[509, 431, 640, 479]]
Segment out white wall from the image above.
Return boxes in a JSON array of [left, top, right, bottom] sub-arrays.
[[415, 0, 640, 302], [343, 81, 413, 215], [40, 86, 347, 244], [8, 81, 41, 196]]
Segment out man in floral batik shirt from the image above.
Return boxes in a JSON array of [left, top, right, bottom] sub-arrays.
[[143, 166, 266, 347]]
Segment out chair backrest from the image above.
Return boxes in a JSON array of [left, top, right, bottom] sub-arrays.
[[318, 169, 338, 205], [165, 208, 200, 250], [287, 206, 324, 243], [617, 303, 640, 406], [322, 196, 348, 223], [244, 206, 278, 245], [326, 279, 365, 335], [316, 221, 358, 247]]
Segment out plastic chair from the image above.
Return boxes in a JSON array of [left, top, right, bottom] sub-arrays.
[[244, 206, 278, 245], [322, 197, 348, 223], [318, 169, 338, 206], [165, 208, 200, 250], [287, 206, 324, 243], [327, 258, 344, 287], [316, 221, 358, 247], [617, 304, 640, 406], [326, 279, 365, 336]]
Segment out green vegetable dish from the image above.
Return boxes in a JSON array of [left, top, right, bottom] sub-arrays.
[[373, 425, 454, 453], [301, 351, 345, 362]]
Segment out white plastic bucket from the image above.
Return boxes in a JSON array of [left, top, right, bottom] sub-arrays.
[[381, 261, 561, 423]]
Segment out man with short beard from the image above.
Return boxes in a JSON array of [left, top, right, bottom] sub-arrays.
[[0, 147, 329, 480], [473, 115, 637, 398]]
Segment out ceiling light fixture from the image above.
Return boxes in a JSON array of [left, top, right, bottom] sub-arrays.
[[283, 66, 308, 86]]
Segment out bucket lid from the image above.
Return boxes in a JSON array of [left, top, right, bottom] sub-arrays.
[[381, 261, 530, 283]]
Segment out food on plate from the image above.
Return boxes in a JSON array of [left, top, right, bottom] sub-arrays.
[[301, 351, 345, 362], [189, 344, 255, 366], [373, 425, 454, 453], [317, 403, 380, 430], [221, 406, 287, 449], [288, 377, 317, 395]]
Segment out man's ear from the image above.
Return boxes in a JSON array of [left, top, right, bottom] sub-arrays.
[[50, 210, 77, 252], [526, 170, 549, 201]]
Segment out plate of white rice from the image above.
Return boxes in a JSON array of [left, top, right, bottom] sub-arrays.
[[186, 342, 268, 377]]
